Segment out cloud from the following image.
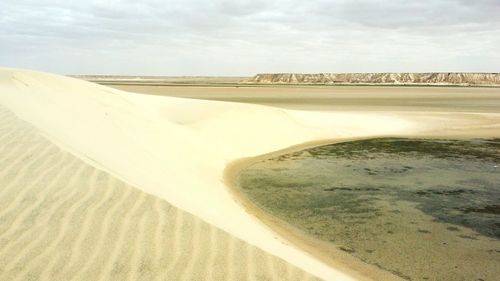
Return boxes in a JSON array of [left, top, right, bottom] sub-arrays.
[[0, 0, 498, 75]]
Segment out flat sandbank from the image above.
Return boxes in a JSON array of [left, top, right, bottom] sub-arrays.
[[113, 83, 500, 149], [110, 84, 500, 113]]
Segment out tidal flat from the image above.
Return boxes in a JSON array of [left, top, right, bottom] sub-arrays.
[[110, 85, 500, 113], [239, 138, 500, 281]]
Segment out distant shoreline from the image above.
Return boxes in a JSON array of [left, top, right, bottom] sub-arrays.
[[223, 137, 404, 281], [71, 72, 500, 87], [71, 79, 500, 88], [223, 133, 500, 281]]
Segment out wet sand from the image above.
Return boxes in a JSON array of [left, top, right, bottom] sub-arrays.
[[224, 136, 500, 281], [234, 138, 500, 281], [110, 85, 500, 113], [224, 138, 406, 281]]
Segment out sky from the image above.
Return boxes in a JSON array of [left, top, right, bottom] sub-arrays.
[[0, 0, 499, 75]]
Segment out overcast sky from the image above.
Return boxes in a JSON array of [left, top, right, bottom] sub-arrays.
[[0, 0, 499, 75]]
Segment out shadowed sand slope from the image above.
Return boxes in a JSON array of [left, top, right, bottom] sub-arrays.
[[0, 105, 321, 281]]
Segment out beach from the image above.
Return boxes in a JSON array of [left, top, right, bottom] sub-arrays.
[[0, 68, 499, 280]]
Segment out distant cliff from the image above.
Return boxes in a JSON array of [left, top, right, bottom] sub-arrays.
[[246, 73, 500, 86]]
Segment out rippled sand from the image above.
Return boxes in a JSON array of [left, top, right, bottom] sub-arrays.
[[2, 68, 499, 281], [0, 105, 321, 281]]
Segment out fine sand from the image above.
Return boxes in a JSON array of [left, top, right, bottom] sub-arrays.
[[0, 104, 321, 280], [1, 68, 499, 280]]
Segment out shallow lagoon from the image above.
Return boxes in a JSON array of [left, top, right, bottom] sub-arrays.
[[239, 138, 500, 281]]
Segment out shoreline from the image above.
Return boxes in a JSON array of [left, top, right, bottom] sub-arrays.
[[223, 134, 500, 281], [223, 137, 405, 281], [81, 80, 500, 88]]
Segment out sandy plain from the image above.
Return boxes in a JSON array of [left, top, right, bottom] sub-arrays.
[[112, 84, 500, 139], [0, 69, 499, 280], [111, 84, 500, 113]]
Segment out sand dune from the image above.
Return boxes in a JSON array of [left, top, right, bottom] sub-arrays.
[[0, 68, 498, 280], [0, 104, 320, 280], [0, 68, 417, 280]]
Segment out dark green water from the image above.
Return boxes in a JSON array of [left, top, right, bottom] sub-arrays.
[[239, 138, 500, 281]]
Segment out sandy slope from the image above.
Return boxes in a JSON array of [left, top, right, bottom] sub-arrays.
[[0, 104, 320, 280], [0, 68, 499, 280]]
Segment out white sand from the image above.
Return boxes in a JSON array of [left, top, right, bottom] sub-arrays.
[[0, 68, 498, 280], [0, 104, 321, 280]]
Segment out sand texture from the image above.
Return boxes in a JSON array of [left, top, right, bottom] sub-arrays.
[[1, 68, 499, 280], [0, 104, 321, 281]]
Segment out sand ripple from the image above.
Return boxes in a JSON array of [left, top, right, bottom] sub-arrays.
[[0, 105, 321, 280]]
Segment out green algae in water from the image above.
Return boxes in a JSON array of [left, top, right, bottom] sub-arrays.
[[239, 138, 500, 281]]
